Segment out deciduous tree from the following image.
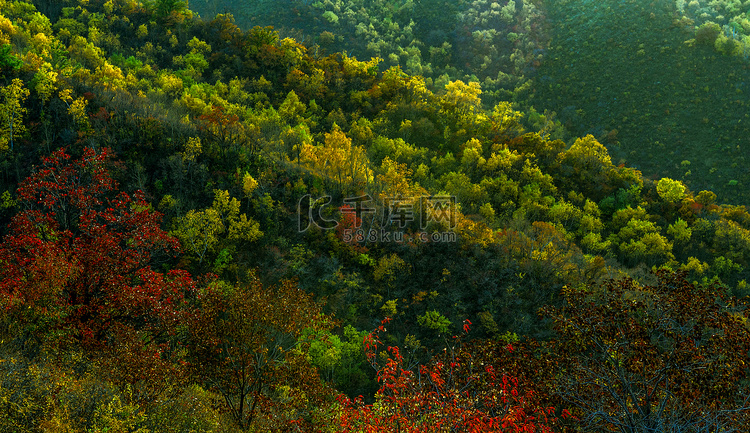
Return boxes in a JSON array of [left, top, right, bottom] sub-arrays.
[[337, 318, 568, 432], [541, 270, 750, 432], [0, 148, 194, 389], [0, 78, 29, 151], [187, 273, 333, 430]]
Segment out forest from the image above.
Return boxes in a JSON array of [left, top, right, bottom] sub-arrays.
[[1, 0, 750, 431]]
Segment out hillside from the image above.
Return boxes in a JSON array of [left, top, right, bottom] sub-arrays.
[[1, 0, 750, 431]]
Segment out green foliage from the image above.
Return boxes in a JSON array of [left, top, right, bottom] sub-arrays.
[[0, 44, 22, 75], [667, 218, 692, 244], [304, 325, 371, 396], [149, 0, 188, 19], [417, 310, 452, 334], [171, 189, 262, 269]]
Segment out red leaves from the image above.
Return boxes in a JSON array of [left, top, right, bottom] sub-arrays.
[[338, 318, 564, 432], [0, 148, 191, 352]]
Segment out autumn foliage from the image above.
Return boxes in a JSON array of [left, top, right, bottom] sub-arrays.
[[186, 272, 334, 429], [337, 318, 567, 432], [0, 148, 194, 380], [3, 0, 750, 431], [540, 270, 750, 432]]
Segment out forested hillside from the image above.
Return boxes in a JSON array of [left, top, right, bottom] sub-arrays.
[[1, 0, 750, 431]]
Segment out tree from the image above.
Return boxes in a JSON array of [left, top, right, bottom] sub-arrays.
[[197, 105, 252, 159], [541, 270, 750, 432], [439, 80, 482, 121], [0, 78, 29, 151], [299, 124, 372, 193], [0, 148, 194, 397], [337, 318, 568, 432], [186, 273, 334, 430], [0, 44, 23, 77], [656, 177, 687, 203], [171, 189, 262, 271], [147, 0, 189, 23], [556, 135, 619, 201]]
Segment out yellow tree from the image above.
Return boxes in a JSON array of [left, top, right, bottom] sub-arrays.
[[299, 124, 372, 192], [0, 78, 29, 151], [556, 134, 622, 201], [656, 177, 687, 203], [439, 80, 483, 122]]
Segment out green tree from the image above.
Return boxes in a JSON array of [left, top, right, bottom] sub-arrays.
[[667, 218, 692, 245], [171, 189, 262, 270]]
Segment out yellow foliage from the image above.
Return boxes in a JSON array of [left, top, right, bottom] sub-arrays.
[[454, 212, 496, 248], [21, 50, 45, 72], [374, 253, 408, 285], [0, 78, 30, 151], [182, 136, 202, 163], [490, 101, 524, 138], [484, 146, 522, 173], [242, 172, 258, 196], [158, 194, 177, 211], [376, 157, 426, 201], [560, 134, 613, 169], [460, 138, 486, 169], [27, 12, 52, 36], [187, 36, 211, 55], [440, 80, 482, 119], [34, 62, 58, 104], [157, 72, 184, 97], [88, 26, 102, 46], [656, 177, 687, 203], [58, 88, 73, 105], [342, 54, 381, 79], [68, 96, 90, 129], [680, 257, 709, 275], [278, 90, 306, 125], [179, 92, 208, 114], [136, 24, 147, 38], [227, 213, 262, 242], [172, 207, 224, 264], [89, 394, 149, 433], [381, 299, 398, 317], [0, 14, 14, 44], [95, 62, 125, 89], [31, 32, 52, 57], [300, 125, 372, 191]]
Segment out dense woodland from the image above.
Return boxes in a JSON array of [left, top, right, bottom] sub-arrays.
[[1, 0, 750, 431]]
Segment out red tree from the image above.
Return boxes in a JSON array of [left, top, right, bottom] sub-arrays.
[[0, 148, 194, 397]]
